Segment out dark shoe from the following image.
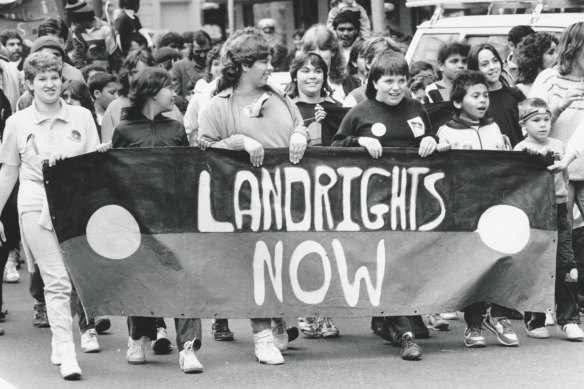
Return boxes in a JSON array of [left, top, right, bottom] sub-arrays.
[[286, 326, 299, 342], [151, 327, 172, 354], [33, 303, 50, 328], [212, 321, 234, 341], [0, 327, 4, 336], [371, 316, 384, 335], [399, 333, 422, 361], [95, 317, 111, 334]]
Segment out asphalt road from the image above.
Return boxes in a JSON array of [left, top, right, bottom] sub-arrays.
[[1, 275, 583, 389]]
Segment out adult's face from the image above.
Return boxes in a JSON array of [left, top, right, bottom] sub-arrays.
[[192, 41, 211, 67], [335, 22, 358, 48], [244, 56, 273, 89], [28, 70, 62, 105], [5, 38, 22, 62]]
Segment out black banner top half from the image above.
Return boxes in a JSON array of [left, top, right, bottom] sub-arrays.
[[43, 148, 557, 318]]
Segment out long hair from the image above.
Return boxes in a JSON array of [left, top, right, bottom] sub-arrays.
[[216, 28, 272, 94], [516, 32, 558, 84], [467, 43, 508, 86], [285, 52, 332, 98], [557, 22, 584, 76], [125, 67, 172, 115], [118, 49, 155, 96], [301, 24, 345, 84]]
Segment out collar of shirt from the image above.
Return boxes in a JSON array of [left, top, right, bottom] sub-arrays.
[[31, 98, 70, 125]]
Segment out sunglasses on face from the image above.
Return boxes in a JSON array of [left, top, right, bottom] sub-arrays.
[[193, 48, 211, 55]]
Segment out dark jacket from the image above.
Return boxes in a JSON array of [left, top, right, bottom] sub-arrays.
[[112, 109, 188, 148]]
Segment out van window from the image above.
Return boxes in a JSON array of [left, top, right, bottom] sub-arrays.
[[465, 35, 510, 61], [411, 34, 459, 65]]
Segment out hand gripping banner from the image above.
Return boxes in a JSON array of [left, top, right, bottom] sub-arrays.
[[43, 148, 557, 319]]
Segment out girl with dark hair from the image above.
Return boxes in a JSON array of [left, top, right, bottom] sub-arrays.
[[467, 43, 524, 146], [301, 24, 360, 103], [332, 51, 438, 362], [286, 52, 341, 338], [112, 67, 203, 373], [101, 50, 182, 142], [286, 52, 340, 146], [515, 32, 558, 97], [198, 28, 309, 365]]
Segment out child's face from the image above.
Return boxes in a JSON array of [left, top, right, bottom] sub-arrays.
[[373, 74, 407, 106], [62, 89, 82, 106], [454, 83, 489, 122], [153, 85, 176, 112], [477, 49, 501, 85], [97, 81, 120, 109], [522, 112, 551, 143], [440, 54, 466, 81], [296, 62, 324, 98]]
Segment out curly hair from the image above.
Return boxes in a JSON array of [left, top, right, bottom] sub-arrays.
[[301, 24, 346, 84], [450, 70, 488, 107], [285, 52, 332, 98], [23, 51, 63, 82], [216, 28, 272, 94], [516, 32, 558, 84], [557, 22, 584, 76], [127, 67, 172, 112]]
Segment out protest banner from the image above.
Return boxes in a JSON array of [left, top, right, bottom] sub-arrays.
[[44, 147, 556, 319]]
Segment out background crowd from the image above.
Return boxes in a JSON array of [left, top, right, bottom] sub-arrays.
[[1, 0, 584, 381]]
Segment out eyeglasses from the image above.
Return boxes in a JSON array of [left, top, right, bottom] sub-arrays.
[[193, 48, 211, 55]]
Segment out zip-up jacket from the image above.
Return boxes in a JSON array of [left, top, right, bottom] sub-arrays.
[[437, 114, 507, 151]]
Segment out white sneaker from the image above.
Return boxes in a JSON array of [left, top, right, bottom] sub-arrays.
[[3, 261, 19, 283], [440, 312, 459, 320], [60, 357, 82, 380], [80, 329, 100, 353], [271, 322, 288, 352], [254, 329, 284, 365], [179, 338, 203, 374], [526, 326, 550, 339], [558, 323, 584, 341], [151, 327, 172, 354], [127, 337, 146, 364]]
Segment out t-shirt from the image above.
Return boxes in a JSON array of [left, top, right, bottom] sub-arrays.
[[0, 99, 100, 214], [514, 137, 567, 204], [332, 97, 433, 148], [487, 85, 524, 147]]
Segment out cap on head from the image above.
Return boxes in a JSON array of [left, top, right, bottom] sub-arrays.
[[65, 0, 94, 14], [31, 36, 66, 59], [258, 18, 276, 32]]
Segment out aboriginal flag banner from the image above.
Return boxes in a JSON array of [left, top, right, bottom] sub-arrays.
[[44, 148, 556, 318]]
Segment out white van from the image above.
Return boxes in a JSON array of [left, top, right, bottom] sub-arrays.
[[405, 0, 584, 66]]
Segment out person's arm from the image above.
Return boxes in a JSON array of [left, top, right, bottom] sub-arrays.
[[197, 101, 245, 151], [0, 119, 20, 239], [549, 130, 584, 171]]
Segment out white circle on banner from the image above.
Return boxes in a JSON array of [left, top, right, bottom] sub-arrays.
[[371, 123, 387, 137], [476, 205, 530, 254], [86, 205, 141, 260]]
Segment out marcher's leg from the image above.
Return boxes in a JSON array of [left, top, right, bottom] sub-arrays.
[[126, 316, 158, 365], [72, 285, 99, 353], [175, 318, 203, 373], [151, 317, 172, 354], [463, 302, 486, 347], [384, 316, 422, 360], [29, 265, 50, 328], [212, 318, 234, 341], [21, 212, 80, 379], [524, 311, 548, 338], [572, 226, 584, 309], [484, 303, 519, 346], [251, 318, 283, 365]]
